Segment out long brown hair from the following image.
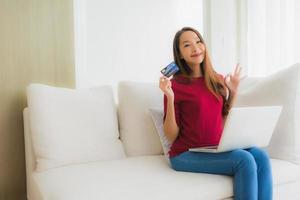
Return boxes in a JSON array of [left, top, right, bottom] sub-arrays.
[[172, 27, 230, 116]]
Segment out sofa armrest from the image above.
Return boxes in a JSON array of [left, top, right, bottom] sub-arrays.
[[23, 107, 37, 199]]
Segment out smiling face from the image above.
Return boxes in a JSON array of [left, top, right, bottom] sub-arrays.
[[173, 27, 226, 100], [179, 31, 206, 68]]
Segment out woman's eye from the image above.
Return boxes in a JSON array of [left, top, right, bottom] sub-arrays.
[[196, 40, 201, 44], [184, 44, 190, 47]]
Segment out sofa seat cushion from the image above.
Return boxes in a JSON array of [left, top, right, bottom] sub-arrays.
[[32, 156, 300, 200], [272, 158, 300, 186]]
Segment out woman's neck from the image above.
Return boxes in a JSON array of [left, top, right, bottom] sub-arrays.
[[189, 64, 202, 77]]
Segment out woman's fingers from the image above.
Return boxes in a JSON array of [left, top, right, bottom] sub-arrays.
[[224, 74, 231, 86], [159, 76, 165, 83], [232, 63, 242, 79], [226, 74, 230, 81], [237, 65, 242, 77], [234, 63, 240, 75], [159, 76, 171, 90], [160, 76, 166, 80], [160, 76, 170, 83], [160, 76, 172, 82], [160, 77, 168, 85]]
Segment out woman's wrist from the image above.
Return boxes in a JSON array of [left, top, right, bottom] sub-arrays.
[[228, 90, 237, 107], [166, 93, 174, 101], [229, 89, 236, 98]]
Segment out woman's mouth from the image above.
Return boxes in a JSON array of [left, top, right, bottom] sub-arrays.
[[191, 53, 202, 58]]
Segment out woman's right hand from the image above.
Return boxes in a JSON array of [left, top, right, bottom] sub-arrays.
[[159, 76, 174, 99]]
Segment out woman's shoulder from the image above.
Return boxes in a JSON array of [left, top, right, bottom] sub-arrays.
[[171, 74, 194, 84], [170, 76, 190, 91], [169, 75, 190, 95]]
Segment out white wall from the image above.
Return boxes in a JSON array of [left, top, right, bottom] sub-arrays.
[[74, 0, 300, 89], [296, 1, 300, 63], [247, 0, 267, 76], [245, 0, 300, 76], [206, 0, 241, 76], [74, 0, 203, 91], [205, 0, 300, 77]]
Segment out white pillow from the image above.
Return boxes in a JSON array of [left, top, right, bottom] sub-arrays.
[[27, 84, 126, 171], [148, 108, 171, 165], [236, 63, 300, 164], [118, 81, 164, 156]]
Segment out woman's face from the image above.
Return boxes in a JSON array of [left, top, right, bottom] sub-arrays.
[[179, 31, 206, 67]]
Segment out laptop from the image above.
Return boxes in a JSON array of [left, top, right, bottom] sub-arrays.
[[189, 106, 282, 153]]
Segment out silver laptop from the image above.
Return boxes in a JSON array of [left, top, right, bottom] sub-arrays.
[[189, 106, 282, 153]]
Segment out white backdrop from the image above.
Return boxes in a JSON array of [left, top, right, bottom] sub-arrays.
[[74, 0, 204, 93], [247, 0, 300, 76], [74, 0, 300, 95], [203, 0, 242, 77]]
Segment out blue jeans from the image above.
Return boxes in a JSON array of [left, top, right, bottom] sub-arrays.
[[170, 147, 272, 200]]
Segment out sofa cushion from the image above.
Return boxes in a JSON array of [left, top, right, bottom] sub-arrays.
[[235, 63, 300, 163], [148, 108, 171, 165], [33, 155, 233, 200], [118, 81, 164, 156], [31, 155, 300, 200], [27, 84, 126, 171]]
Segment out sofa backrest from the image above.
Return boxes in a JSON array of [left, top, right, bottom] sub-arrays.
[[23, 63, 300, 177], [117, 64, 300, 164], [116, 78, 263, 157], [23, 108, 36, 192], [235, 63, 300, 163]]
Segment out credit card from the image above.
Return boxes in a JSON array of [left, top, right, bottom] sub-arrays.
[[160, 62, 180, 77]]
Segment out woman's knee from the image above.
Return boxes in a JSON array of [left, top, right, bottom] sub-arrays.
[[247, 147, 271, 169], [231, 149, 257, 172], [247, 147, 269, 160]]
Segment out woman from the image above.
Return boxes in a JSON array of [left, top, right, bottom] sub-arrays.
[[159, 27, 272, 200]]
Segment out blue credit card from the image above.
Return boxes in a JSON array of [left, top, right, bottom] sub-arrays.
[[160, 62, 180, 77]]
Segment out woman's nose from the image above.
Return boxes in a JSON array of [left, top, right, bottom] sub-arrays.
[[191, 44, 198, 52], [193, 44, 204, 53]]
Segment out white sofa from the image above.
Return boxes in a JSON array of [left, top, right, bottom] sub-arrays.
[[24, 64, 300, 200]]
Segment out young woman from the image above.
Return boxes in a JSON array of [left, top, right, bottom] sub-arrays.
[[159, 27, 272, 200]]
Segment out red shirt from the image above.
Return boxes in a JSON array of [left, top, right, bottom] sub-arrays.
[[163, 75, 224, 158]]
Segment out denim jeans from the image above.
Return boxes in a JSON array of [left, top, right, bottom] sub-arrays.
[[170, 147, 272, 200]]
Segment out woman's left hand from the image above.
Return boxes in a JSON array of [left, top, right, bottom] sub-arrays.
[[224, 63, 242, 96]]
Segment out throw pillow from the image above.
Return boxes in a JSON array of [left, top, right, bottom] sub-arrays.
[[148, 108, 171, 165], [27, 84, 126, 171]]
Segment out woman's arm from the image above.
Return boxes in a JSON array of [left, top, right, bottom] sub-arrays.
[[163, 96, 180, 143], [223, 91, 237, 124], [159, 77, 179, 143], [223, 63, 242, 123]]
